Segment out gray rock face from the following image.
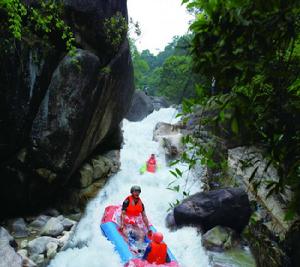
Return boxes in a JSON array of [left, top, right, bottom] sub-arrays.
[[0, 0, 134, 216], [30, 50, 100, 181], [202, 226, 236, 252], [126, 91, 154, 121], [153, 122, 183, 161], [79, 163, 94, 189], [61, 218, 76, 231], [46, 242, 58, 259], [0, 243, 22, 267], [173, 188, 252, 233], [151, 96, 170, 110], [29, 215, 51, 229], [0, 227, 15, 247], [27, 236, 58, 255], [18, 255, 37, 267], [29, 254, 44, 265], [41, 218, 64, 237], [64, 0, 128, 61], [10, 218, 29, 238]]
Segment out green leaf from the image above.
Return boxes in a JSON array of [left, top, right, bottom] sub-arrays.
[[183, 191, 189, 196], [175, 168, 183, 177], [284, 209, 295, 221], [173, 185, 180, 192], [170, 170, 178, 178], [249, 166, 259, 182], [169, 160, 180, 167]]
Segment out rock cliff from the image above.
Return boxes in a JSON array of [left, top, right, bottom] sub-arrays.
[[0, 0, 134, 217]]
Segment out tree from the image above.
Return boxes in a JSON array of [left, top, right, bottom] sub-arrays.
[[130, 34, 208, 102], [158, 55, 195, 103], [183, 0, 300, 215]]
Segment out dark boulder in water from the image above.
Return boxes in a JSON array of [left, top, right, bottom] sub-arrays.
[[172, 188, 251, 233], [126, 91, 154, 122]]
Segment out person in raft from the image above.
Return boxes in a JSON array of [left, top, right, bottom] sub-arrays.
[[120, 185, 150, 241], [143, 232, 171, 264], [146, 154, 157, 173]]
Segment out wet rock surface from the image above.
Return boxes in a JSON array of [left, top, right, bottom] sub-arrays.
[[202, 226, 238, 252], [150, 96, 170, 110], [10, 218, 29, 238], [153, 122, 183, 162], [172, 188, 252, 233], [126, 91, 154, 122], [0, 210, 79, 267], [40, 218, 64, 237]]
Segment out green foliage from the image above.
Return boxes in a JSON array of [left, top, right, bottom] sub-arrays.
[[131, 35, 208, 103], [104, 12, 128, 52], [130, 40, 150, 89], [1, 0, 26, 40], [0, 0, 76, 54], [167, 164, 192, 211], [157, 55, 195, 103], [182, 0, 300, 217]]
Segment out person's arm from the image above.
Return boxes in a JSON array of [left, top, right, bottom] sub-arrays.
[[120, 199, 129, 231], [143, 244, 151, 260], [142, 210, 150, 231], [120, 210, 126, 231]]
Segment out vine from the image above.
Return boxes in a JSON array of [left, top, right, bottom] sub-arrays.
[[103, 11, 128, 52], [0, 0, 76, 54]]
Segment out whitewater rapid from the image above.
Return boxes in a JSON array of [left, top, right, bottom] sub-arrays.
[[49, 108, 210, 267]]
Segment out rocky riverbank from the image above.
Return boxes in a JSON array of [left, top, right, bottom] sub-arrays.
[[151, 118, 256, 266], [0, 209, 79, 267], [164, 105, 300, 267]]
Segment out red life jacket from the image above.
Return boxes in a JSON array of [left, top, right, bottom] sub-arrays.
[[125, 195, 143, 217], [146, 242, 167, 264], [147, 158, 156, 173]]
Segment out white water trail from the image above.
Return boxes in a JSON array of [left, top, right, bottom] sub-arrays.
[[49, 108, 210, 267]]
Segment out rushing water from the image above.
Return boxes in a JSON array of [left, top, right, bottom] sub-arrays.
[[49, 108, 210, 267]]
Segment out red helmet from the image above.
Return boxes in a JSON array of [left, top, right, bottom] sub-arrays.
[[153, 232, 163, 243]]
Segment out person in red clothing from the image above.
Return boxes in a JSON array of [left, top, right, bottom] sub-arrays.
[[143, 232, 171, 264], [120, 185, 150, 241], [146, 154, 157, 173]]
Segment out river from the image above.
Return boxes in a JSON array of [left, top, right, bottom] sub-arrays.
[[48, 107, 210, 267]]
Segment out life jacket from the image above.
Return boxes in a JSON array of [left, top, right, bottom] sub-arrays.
[[146, 242, 167, 264], [125, 195, 143, 217], [147, 158, 156, 173]]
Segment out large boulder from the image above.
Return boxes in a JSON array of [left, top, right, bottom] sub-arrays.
[[0, 0, 134, 216], [0, 227, 16, 247], [153, 122, 183, 161], [27, 236, 59, 256], [126, 91, 154, 121], [29, 215, 51, 229], [64, 0, 128, 61], [172, 188, 251, 233], [10, 218, 29, 238], [0, 243, 23, 267], [202, 226, 237, 251], [150, 96, 170, 110], [41, 218, 64, 237]]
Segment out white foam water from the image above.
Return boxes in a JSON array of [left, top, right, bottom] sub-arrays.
[[49, 108, 210, 267]]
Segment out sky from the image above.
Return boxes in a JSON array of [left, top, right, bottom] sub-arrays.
[[127, 0, 193, 54]]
